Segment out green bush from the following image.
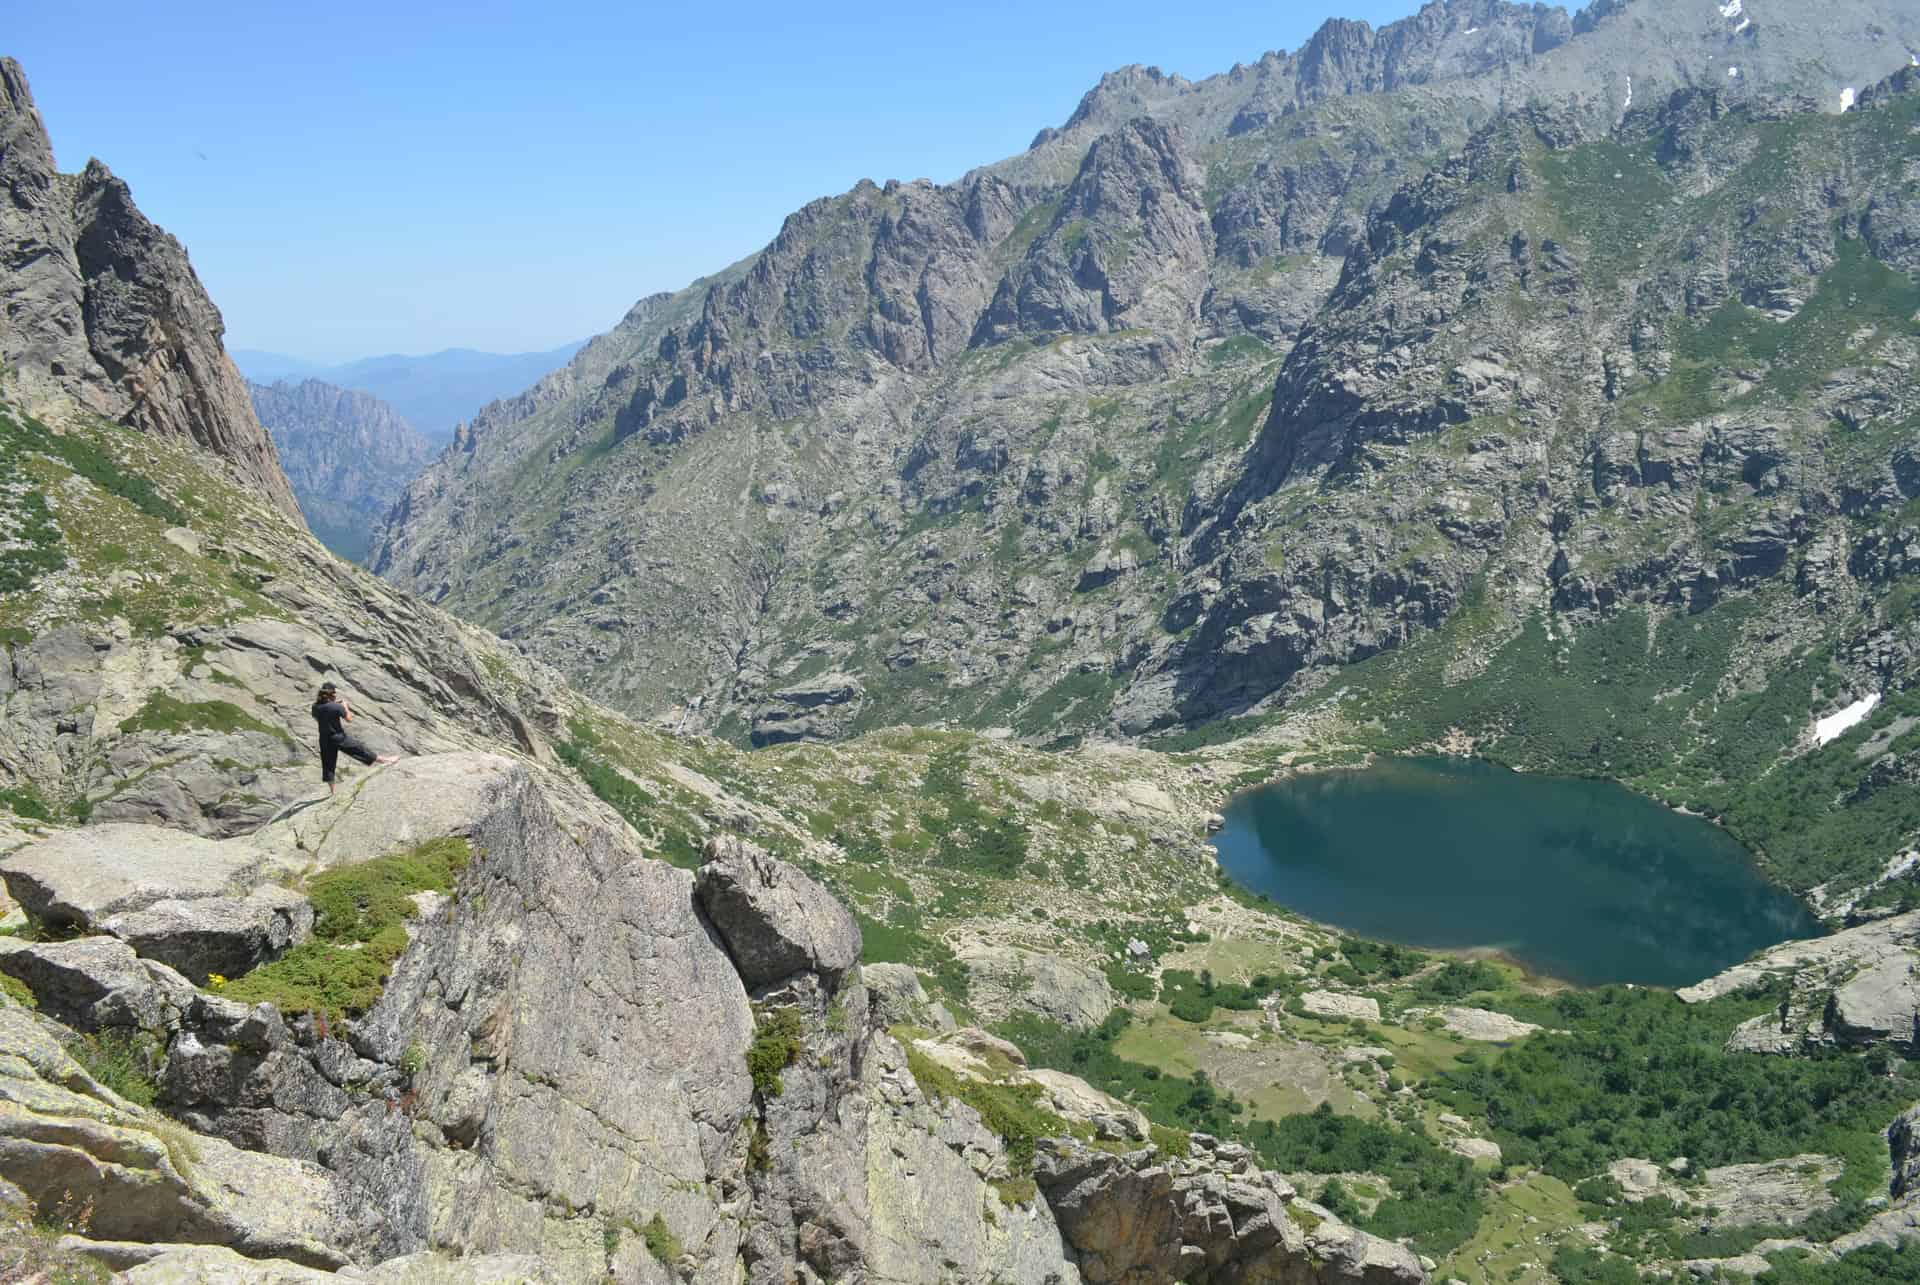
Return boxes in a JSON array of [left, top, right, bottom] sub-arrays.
[[747, 1006, 803, 1098], [1160, 968, 1284, 1024], [0, 784, 52, 822], [1411, 960, 1504, 1001], [1432, 983, 1917, 1194], [641, 1212, 681, 1264], [1756, 1243, 1920, 1283]]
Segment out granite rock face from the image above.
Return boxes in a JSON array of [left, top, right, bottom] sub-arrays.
[[696, 833, 862, 987], [1036, 1133, 1426, 1285], [1682, 911, 1920, 1055], [0, 59, 297, 517], [0, 1003, 352, 1267]]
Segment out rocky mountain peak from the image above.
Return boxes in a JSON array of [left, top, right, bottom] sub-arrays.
[[1063, 64, 1193, 132], [0, 57, 297, 518]]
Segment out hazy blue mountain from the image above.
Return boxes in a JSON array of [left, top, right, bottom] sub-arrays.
[[232, 342, 584, 441], [228, 349, 324, 382]]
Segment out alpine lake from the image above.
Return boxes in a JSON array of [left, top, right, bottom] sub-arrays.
[[1210, 756, 1824, 987]]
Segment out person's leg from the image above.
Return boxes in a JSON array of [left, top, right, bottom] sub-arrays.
[[321, 742, 339, 795], [337, 735, 381, 767]]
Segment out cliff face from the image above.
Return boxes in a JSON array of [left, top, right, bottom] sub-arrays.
[[249, 378, 435, 560], [0, 57, 298, 518]]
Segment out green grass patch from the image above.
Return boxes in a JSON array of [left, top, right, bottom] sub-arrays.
[[70, 1029, 161, 1106], [117, 693, 293, 745], [222, 837, 469, 1019]]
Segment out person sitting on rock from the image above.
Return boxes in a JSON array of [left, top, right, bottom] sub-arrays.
[[311, 681, 397, 795]]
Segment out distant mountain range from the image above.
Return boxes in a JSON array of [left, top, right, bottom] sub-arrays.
[[231, 342, 583, 442]]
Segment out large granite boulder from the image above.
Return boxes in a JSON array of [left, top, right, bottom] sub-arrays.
[[102, 886, 313, 985], [957, 944, 1114, 1029], [0, 824, 261, 930], [0, 936, 196, 1033], [695, 835, 861, 988], [862, 961, 955, 1030], [246, 752, 522, 875], [1035, 1133, 1428, 1284]]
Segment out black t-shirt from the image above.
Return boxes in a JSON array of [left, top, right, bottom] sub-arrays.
[[313, 700, 349, 743]]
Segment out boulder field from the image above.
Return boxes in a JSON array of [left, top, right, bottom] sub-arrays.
[[0, 753, 1426, 1284]]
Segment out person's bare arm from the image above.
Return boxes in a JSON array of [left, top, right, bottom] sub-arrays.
[[341, 700, 353, 722]]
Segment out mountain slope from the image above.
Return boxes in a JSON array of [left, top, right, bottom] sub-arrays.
[[370, 0, 1917, 739], [248, 377, 435, 560], [4, 43, 1920, 1285]]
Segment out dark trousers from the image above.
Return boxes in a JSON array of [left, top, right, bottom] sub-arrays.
[[320, 734, 378, 782]]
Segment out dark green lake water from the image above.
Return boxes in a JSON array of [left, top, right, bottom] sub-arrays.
[[1210, 756, 1823, 987]]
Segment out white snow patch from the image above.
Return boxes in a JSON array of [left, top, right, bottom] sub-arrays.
[[1728, 66, 1740, 78], [1464, 26, 1479, 34], [1840, 86, 1857, 111], [1814, 693, 1881, 747], [1623, 75, 1634, 111], [1718, 0, 1743, 17]]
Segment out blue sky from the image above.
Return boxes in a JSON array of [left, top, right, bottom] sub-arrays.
[[12, 0, 1424, 362]]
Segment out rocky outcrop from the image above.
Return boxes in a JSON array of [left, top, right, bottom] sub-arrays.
[[101, 886, 312, 986], [1036, 1133, 1426, 1284], [0, 749, 1427, 1284], [695, 834, 861, 987], [749, 673, 864, 747], [0, 823, 261, 929], [0, 935, 196, 1032], [0, 59, 297, 517], [0, 1002, 352, 1267], [861, 961, 954, 1030], [956, 944, 1115, 1029], [248, 379, 435, 561], [1681, 911, 1920, 1054]]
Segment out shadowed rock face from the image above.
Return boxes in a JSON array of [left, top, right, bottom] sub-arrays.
[[0, 58, 298, 518]]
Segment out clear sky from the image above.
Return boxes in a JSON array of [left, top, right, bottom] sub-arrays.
[[11, 0, 1425, 362]]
